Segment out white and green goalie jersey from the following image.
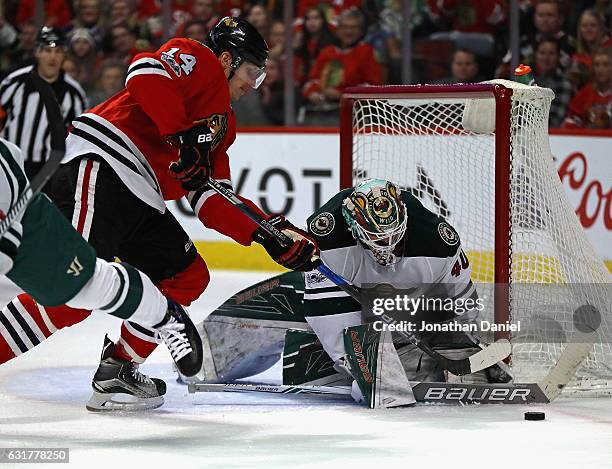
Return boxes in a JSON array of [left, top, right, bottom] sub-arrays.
[[303, 188, 477, 322]]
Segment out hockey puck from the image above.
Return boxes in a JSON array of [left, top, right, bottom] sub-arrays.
[[524, 411, 545, 421]]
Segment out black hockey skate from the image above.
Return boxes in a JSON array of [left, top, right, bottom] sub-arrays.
[[86, 335, 166, 412], [153, 300, 203, 378]]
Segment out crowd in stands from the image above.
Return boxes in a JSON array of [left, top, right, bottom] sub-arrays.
[[0, 0, 610, 128]]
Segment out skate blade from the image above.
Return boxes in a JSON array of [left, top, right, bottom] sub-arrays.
[[86, 391, 164, 412]]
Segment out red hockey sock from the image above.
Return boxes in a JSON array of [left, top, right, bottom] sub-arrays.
[[0, 294, 91, 364], [114, 321, 159, 363]]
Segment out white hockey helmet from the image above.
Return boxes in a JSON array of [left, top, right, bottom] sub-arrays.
[[342, 179, 407, 265]]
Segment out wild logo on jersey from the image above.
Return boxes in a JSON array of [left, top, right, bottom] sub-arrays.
[[309, 212, 335, 236], [194, 113, 227, 150]]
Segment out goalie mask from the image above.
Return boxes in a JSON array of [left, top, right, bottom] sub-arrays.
[[342, 179, 407, 265]]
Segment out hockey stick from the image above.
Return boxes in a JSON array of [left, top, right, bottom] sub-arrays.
[[205, 178, 510, 376], [0, 71, 66, 237], [187, 380, 550, 404], [188, 382, 352, 397]]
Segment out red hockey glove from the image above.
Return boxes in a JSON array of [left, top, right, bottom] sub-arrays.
[[253, 215, 321, 271], [168, 124, 213, 191]]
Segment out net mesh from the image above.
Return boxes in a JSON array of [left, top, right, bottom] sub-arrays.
[[347, 82, 612, 393]]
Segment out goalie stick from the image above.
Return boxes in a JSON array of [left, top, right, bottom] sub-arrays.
[[205, 178, 510, 376], [0, 71, 66, 237], [188, 329, 596, 404], [188, 382, 352, 397]]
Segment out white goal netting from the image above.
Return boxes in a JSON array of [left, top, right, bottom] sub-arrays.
[[344, 81, 612, 393]]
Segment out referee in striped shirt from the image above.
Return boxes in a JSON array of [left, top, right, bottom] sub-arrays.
[[0, 26, 88, 179]]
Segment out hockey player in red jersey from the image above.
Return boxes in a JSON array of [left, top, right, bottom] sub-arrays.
[[0, 17, 320, 411]]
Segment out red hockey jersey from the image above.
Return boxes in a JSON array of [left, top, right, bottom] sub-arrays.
[[302, 42, 382, 97], [64, 37, 264, 245]]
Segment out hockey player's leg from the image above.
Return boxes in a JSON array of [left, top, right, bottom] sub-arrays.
[[112, 255, 210, 364], [69, 259, 204, 411], [85, 255, 209, 411], [0, 294, 91, 365]]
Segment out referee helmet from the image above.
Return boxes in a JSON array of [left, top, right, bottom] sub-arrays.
[[36, 26, 66, 49]]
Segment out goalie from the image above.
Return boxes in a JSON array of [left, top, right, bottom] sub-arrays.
[[193, 179, 508, 405]]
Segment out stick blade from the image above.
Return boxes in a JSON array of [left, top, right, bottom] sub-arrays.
[[468, 339, 512, 373]]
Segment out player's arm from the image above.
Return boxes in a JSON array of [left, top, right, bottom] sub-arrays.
[[303, 267, 362, 362], [0, 139, 27, 275], [187, 152, 319, 271]]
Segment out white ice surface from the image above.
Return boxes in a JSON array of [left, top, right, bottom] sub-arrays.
[[1, 271, 611, 468]]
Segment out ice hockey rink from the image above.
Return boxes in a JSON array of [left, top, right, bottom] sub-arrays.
[[0, 271, 611, 468]]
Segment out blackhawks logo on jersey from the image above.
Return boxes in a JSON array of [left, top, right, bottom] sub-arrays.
[[194, 113, 227, 150]]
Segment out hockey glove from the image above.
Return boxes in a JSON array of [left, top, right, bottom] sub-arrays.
[[168, 124, 214, 191], [253, 215, 321, 271]]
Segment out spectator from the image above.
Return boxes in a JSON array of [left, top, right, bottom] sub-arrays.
[[592, 0, 611, 28], [183, 19, 208, 42], [268, 20, 286, 58], [302, 8, 382, 125], [563, 49, 612, 129], [294, 7, 339, 85], [67, 28, 100, 93], [297, 0, 362, 25], [88, 60, 127, 107], [1, 20, 37, 75], [434, 49, 483, 84], [106, 23, 140, 65], [62, 56, 78, 80], [0, 15, 18, 51], [109, 0, 139, 29], [568, 9, 612, 91], [190, 0, 219, 32], [533, 39, 573, 127], [246, 4, 271, 40], [69, 0, 105, 49], [427, 0, 508, 57], [497, 0, 576, 78], [137, 1, 194, 45], [15, 0, 72, 29], [217, 0, 250, 18]]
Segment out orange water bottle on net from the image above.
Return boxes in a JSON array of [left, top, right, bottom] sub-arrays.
[[514, 64, 535, 85]]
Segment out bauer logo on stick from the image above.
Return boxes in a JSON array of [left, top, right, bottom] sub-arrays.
[[438, 222, 459, 246], [309, 212, 335, 236]]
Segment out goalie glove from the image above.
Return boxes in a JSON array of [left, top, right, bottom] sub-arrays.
[[167, 123, 214, 191], [253, 215, 320, 271]]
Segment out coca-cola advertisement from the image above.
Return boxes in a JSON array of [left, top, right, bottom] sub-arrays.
[[551, 132, 611, 263]]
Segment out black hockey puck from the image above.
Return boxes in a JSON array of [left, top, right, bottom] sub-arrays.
[[524, 411, 545, 421]]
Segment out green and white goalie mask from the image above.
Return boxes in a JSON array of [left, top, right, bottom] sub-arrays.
[[342, 179, 407, 266]]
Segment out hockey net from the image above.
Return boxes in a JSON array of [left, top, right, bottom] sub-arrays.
[[340, 81, 612, 395]]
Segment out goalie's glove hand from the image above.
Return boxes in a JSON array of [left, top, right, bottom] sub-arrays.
[[168, 124, 213, 191], [253, 215, 321, 271]]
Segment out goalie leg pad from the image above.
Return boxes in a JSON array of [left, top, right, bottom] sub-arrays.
[[344, 324, 416, 408]]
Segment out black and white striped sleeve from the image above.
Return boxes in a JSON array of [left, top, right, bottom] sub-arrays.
[[186, 178, 233, 218], [125, 57, 172, 85], [0, 138, 27, 274]]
